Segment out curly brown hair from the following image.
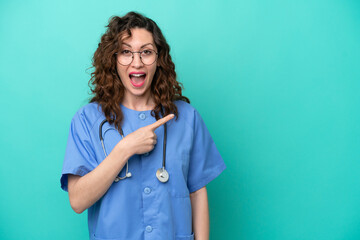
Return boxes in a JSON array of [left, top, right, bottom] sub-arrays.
[[88, 11, 190, 130]]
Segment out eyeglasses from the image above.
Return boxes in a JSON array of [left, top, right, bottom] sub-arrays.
[[116, 49, 158, 66]]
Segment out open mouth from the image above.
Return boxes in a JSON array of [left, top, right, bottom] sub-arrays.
[[129, 73, 146, 88]]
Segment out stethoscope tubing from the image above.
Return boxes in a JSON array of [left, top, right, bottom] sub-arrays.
[[99, 119, 130, 181]]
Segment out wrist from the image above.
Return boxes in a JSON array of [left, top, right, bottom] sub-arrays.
[[114, 140, 133, 160]]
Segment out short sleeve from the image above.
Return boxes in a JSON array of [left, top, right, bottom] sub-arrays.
[[60, 112, 97, 192], [187, 109, 226, 193]]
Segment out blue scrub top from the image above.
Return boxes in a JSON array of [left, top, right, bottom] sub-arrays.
[[60, 100, 226, 240]]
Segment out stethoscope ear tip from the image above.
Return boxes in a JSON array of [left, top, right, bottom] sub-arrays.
[[127, 172, 132, 177]]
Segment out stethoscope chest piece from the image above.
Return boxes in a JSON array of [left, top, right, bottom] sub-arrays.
[[156, 167, 169, 183]]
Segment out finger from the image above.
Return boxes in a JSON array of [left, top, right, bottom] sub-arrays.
[[148, 114, 174, 130], [150, 131, 157, 138]]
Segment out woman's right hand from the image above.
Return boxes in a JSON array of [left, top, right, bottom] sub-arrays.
[[118, 114, 174, 156], [68, 114, 174, 214]]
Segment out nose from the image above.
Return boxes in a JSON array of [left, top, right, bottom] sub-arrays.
[[131, 52, 143, 68]]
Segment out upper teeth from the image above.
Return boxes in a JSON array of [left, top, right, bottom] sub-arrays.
[[131, 74, 145, 77]]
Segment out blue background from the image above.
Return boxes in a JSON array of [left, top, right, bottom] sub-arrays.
[[1, 0, 360, 239]]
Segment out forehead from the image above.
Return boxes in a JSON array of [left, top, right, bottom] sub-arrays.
[[121, 28, 155, 48]]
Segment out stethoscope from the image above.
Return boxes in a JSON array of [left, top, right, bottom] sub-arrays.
[[99, 119, 169, 183]]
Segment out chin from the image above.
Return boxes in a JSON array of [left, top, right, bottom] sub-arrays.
[[129, 88, 150, 97]]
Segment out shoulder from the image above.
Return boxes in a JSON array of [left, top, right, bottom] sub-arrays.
[[71, 102, 104, 131], [174, 100, 198, 117], [173, 100, 203, 127], [174, 100, 197, 114]]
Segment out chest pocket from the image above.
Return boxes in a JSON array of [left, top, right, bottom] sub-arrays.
[[166, 153, 191, 197]]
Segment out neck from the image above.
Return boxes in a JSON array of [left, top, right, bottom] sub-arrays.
[[122, 91, 155, 111]]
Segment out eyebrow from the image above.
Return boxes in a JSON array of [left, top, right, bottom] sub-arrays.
[[122, 43, 154, 49]]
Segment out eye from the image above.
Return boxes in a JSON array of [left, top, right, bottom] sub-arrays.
[[142, 50, 153, 55], [121, 50, 132, 55]]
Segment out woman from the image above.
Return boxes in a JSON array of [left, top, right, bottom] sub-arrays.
[[60, 11, 226, 240]]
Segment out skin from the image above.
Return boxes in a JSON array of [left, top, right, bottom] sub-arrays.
[[116, 28, 158, 111], [67, 28, 209, 240]]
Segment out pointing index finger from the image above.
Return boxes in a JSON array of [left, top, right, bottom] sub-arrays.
[[148, 114, 174, 130]]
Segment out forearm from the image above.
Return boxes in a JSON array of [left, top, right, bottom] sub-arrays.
[[190, 186, 209, 240], [68, 141, 132, 213]]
